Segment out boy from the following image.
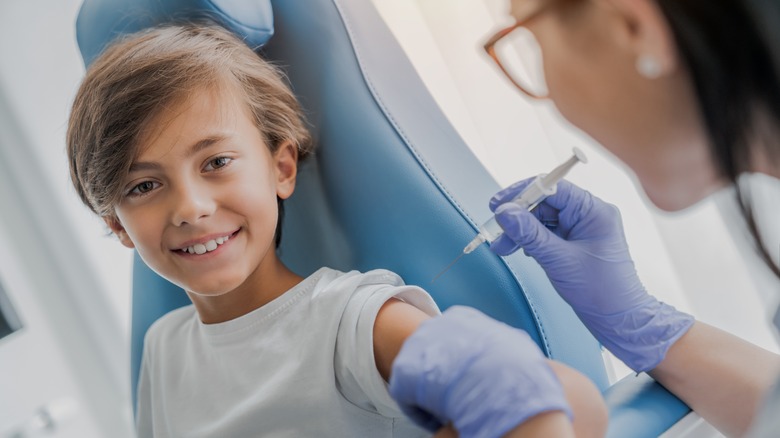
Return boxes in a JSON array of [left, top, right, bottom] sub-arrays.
[[67, 24, 606, 437]]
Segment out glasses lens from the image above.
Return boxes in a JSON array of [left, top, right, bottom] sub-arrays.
[[493, 27, 547, 97]]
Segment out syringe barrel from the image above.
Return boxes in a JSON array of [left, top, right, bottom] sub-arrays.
[[478, 175, 556, 245], [478, 216, 504, 243], [464, 149, 585, 254], [511, 174, 557, 210]]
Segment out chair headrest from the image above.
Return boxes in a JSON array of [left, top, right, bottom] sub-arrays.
[[76, 0, 274, 66]]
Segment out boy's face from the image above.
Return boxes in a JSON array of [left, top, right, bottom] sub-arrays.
[[106, 85, 298, 297]]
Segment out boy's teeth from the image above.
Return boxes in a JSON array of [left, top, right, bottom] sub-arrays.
[[184, 234, 231, 255]]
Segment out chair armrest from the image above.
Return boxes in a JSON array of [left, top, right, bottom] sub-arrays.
[[604, 373, 691, 438]]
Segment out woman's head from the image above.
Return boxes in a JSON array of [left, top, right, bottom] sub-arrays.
[[508, 0, 780, 275], [68, 24, 312, 237]]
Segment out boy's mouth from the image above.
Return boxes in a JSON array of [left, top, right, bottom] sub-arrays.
[[175, 229, 240, 255]]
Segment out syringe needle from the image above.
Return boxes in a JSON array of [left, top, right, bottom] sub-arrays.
[[431, 252, 465, 284]]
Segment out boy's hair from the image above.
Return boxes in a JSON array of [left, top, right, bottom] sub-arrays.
[[68, 24, 313, 246]]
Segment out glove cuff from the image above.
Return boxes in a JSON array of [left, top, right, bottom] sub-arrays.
[[583, 301, 695, 373]]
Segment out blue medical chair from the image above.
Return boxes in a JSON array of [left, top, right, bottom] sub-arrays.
[[76, 0, 691, 436]]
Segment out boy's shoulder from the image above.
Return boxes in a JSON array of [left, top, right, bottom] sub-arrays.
[[312, 267, 407, 295], [140, 268, 413, 346], [315, 267, 437, 317], [143, 304, 197, 345]]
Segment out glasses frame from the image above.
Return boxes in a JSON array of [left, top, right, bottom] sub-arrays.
[[483, 5, 550, 100]]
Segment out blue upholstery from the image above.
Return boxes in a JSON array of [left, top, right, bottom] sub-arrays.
[[604, 374, 690, 437], [77, 0, 273, 66], [76, 0, 690, 436]]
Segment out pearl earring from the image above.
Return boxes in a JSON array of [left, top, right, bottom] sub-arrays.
[[636, 54, 662, 79]]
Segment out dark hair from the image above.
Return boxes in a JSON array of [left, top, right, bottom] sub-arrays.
[[656, 0, 780, 279], [68, 24, 313, 248]]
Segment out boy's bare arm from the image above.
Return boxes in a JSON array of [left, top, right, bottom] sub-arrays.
[[373, 298, 431, 381]]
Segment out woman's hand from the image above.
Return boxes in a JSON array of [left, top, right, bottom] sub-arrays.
[[489, 179, 694, 372], [389, 306, 572, 437]]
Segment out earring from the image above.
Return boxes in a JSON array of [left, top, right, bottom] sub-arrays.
[[636, 54, 662, 79]]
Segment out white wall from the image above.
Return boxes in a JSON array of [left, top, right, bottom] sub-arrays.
[[0, 217, 103, 437], [0, 0, 133, 335], [0, 1, 134, 436]]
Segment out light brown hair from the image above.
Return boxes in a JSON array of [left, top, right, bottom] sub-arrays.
[[67, 24, 312, 245]]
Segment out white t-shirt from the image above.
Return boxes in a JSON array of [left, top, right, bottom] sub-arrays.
[[136, 267, 439, 437]]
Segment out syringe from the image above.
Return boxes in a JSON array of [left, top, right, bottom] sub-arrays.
[[432, 147, 587, 283]]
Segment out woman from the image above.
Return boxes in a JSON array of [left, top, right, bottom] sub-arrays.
[[389, 0, 780, 436]]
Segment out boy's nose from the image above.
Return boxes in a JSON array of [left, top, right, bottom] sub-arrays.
[[171, 184, 216, 226]]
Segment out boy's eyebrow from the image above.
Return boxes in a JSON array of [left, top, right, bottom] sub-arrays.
[[128, 135, 229, 173]]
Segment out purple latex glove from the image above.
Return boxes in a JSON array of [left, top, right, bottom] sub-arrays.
[[389, 306, 572, 438], [490, 179, 694, 372]]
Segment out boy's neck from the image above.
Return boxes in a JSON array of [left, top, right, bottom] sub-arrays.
[[187, 254, 304, 325]]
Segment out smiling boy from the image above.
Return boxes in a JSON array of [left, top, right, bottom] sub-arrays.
[[67, 24, 606, 437]]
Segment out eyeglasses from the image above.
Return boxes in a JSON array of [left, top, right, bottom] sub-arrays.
[[483, 5, 550, 100]]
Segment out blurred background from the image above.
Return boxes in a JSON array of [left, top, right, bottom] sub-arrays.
[[0, 0, 777, 436]]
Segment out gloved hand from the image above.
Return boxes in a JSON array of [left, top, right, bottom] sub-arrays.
[[389, 306, 572, 438], [489, 178, 694, 372]]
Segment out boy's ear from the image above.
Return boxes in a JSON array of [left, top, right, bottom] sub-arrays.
[[274, 141, 298, 200], [104, 216, 136, 249]]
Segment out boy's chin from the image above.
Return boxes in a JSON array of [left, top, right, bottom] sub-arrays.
[[153, 267, 245, 298]]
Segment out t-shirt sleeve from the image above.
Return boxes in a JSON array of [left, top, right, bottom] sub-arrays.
[[334, 270, 440, 417]]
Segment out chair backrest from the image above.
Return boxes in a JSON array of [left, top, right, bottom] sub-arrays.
[[76, 0, 608, 412]]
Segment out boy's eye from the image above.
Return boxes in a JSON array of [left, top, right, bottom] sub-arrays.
[[204, 156, 232, 171], [128, 181, 159, 197]]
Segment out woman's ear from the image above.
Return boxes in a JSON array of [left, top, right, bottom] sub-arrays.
[[602, 0, 679, 78], [104, 216, 135, 249], [274, 141, 299, 200]]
